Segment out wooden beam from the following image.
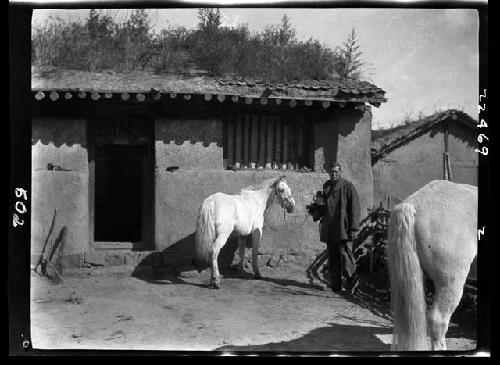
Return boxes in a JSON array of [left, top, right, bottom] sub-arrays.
[[49, 91, 59, 101]]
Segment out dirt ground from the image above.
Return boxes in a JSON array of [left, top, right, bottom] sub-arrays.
[[30, 263, 477, 353]]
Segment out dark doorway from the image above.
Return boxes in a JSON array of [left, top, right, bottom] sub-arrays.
[[94, 145, 145, 242]]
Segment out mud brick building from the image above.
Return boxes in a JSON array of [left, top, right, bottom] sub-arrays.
[[31, 69, 387, 270], [371, 109, 478, 209]]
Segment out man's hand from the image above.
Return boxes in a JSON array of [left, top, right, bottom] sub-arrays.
[[348, 230, 358, 241]]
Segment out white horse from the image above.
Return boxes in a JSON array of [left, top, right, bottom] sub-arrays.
[[387, 180, 477, 351], [194, 176, 296, 289]]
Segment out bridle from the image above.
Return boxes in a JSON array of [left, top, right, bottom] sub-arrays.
[[273, 181, 295, 215]]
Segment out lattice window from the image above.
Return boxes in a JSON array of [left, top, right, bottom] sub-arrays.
[[223, 112, 312, 171]]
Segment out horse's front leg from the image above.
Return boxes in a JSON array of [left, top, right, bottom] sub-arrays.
[[238, 236, 246, 276], [251, 229, 263, 279]]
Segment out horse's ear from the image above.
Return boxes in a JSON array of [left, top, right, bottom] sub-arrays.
[[273, 175, 286, 188]]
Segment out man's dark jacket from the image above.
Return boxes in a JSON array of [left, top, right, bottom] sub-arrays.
[[320, 177, 361, 243]]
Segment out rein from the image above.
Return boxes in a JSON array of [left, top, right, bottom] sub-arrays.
[[266, 185, 287, 222]]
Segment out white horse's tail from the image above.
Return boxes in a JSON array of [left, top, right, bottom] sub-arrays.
[[194, 197, 216, 265], [387, 203, 429, 351]]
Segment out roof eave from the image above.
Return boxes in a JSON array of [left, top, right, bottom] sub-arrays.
[[31, 88, 387, 106]]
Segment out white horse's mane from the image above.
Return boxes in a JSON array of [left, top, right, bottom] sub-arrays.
[[240, 176, 283, 192]]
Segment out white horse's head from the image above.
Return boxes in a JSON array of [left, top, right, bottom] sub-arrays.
[[272, 176, 296, 213]]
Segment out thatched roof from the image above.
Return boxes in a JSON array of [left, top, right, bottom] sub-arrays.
[[371, 109, 477, 163], [31, 68, 387, 106]]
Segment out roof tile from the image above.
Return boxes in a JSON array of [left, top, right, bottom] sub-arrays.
[[31, 69, 387, 104], [371, 109, 477, 161]]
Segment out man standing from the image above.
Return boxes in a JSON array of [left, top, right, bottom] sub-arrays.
[[320, 162, 361, 293]]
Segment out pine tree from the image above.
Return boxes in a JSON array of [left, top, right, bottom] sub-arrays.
[[334, 28, 365, 80]]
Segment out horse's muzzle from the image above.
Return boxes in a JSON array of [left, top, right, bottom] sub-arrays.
[[284, 198, 295, 213]]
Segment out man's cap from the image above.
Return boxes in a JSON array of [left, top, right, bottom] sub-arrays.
[[323, 161, 341, 171]]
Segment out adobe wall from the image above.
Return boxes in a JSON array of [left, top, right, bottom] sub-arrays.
[[154, 107, 374, 268], [31, 118, 90, 267], [372, 129, 445, 207], [314, 107, 374, 216], [448, 123, 478, 186], [155, 118, 223, 170], [372, 123, 478, 208], [154, 169, 328, 265], [30, 104, 375, 271]]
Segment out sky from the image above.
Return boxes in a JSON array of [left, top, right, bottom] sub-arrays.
[[32, 8, 480, 129]]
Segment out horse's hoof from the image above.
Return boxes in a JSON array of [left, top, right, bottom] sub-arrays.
[[212, 282, 221, 289]]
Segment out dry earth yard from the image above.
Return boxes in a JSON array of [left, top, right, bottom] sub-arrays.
[[30, 263, 477, 353]]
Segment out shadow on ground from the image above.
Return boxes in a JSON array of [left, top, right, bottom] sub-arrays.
[[215, 322, 392, 352], [221, 269, 325, 292]]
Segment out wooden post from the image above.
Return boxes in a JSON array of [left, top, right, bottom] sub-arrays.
[[251, 114, 259, 167], [297, 118, 304, 169], [289, 118, 297, 170], [443, 121, 451, 181], [235, 114, 243, 166], [243, 114, 251, 167], [266, 116, 274, 168], [449, 155, 454, 181], [274, 115, 282, 167], [282, 117, 289, 166], [258, 115, 265, 168], [227, 114, 235, 167], [222, 117, 228, 169]]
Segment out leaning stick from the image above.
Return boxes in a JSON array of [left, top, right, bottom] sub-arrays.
[[34, 209, 57, 274]]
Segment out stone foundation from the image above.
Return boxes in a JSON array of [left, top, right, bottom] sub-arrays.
[[31, 248, 327, 276]]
